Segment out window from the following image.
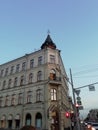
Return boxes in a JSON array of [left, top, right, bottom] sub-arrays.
[[37, 71, 42, 81], [1, 69, 4, 77], [50, 88, 57, 101], [18, 93, 23, 105], [0, 97, 3, 107], [38, 56, 42, 65], [35, 113, 42, 128], [8, 79, 12, 88], [16, 64, 20, 72], [27, 91, 32, 103], [20, 75, 24, 86], [10, 66, 14, 74], [22, 62, 26, 71], [36, 89, 42, 102], [30, 59, 34, 68], [11, 94, 15, 105], [2, 80, 6, 89], [25, 114, 31, 126], [50, 55, 55, 63], [29, 73, 33, 83], [14, 77, 18, 87], [5, 95, 9, 106], [5, 68, 8, 76]]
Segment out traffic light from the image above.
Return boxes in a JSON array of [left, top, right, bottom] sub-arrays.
[[65, 112, 70, 118], [76, 96, 82, 105]]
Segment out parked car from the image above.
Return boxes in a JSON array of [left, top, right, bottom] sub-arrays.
[[90, 123, 98, 130]]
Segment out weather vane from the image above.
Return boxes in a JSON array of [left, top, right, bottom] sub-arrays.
[[47, 29, 50, 35]]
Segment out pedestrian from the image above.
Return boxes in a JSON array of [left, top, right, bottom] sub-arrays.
[[71, 121, 74, 130], [20, 125, 36, 130]]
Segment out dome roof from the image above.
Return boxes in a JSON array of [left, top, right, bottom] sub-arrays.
[[41, 34, 56, 49]]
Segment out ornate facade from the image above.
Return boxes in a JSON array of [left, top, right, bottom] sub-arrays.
[[0, 35, 71, 130]]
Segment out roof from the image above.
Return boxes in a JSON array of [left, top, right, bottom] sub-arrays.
[[41, 34, 56, 49]]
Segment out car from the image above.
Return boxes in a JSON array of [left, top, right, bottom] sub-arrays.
[[86, 122, 92, 130], [90, 123, 98, 130]]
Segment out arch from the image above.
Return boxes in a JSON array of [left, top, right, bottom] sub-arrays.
[[35, 112, 42, 128], [25, 113, 32, 126]]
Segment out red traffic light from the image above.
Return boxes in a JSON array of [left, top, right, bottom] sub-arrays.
[[65, 112, 70, 118], [75, 104, 79, 107]]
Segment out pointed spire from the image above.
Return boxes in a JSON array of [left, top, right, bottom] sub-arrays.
[[41, 34, 56, 49]]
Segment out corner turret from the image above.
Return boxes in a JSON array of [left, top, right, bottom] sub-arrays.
[[41, 34, 56, 49]]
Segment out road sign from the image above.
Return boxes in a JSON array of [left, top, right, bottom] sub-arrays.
[[79, 105, 83, 110], [74, 89, 80, 96]]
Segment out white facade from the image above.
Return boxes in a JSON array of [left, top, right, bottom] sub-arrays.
[[0, 35, 71, 130]]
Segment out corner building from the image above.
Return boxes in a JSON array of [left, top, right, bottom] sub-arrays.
[[0, 35, 71, 130]]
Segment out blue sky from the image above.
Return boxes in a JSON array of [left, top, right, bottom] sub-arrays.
[[0, 0, 98, 118]]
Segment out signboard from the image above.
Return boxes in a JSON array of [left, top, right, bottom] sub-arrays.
[[79, 105, 83, 110], [89, 85, 95, 91]]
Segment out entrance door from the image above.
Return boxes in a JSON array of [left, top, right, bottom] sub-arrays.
[[51, 111, 59, 130]]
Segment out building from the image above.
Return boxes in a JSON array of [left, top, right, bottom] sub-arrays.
[[0, 34, 72, 130]]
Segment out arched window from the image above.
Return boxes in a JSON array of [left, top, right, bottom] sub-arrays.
[[36, 89, 42, 102], [25, 113, 31, 126], [29, 73, 33, 83], [37, 71, 42, 81], [5, 95, 9, 106], [27, 91, 32, 103], [11, 94, 16, 106], [8, 79, 12, 88], [0, 96, 3, 107], [35, 113, 42, 128], [20, 75, 24, 86], [18, 93, 23, 105], [50, 88, 57, 101], [2, 80, 6, 89], [14, 77, 18, 87]]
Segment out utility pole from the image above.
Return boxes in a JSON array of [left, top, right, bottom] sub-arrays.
[[70, 68, 81, 130]]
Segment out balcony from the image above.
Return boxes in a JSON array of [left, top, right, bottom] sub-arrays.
[[48, 76, 61, 85]]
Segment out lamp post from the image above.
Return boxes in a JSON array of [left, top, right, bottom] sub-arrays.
[[70, 69, 81, 130]]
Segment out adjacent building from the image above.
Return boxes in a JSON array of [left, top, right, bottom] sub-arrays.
[[0, 35, 72, 130]]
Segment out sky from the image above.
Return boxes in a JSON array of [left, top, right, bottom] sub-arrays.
[[0, 0, 98, 118]]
